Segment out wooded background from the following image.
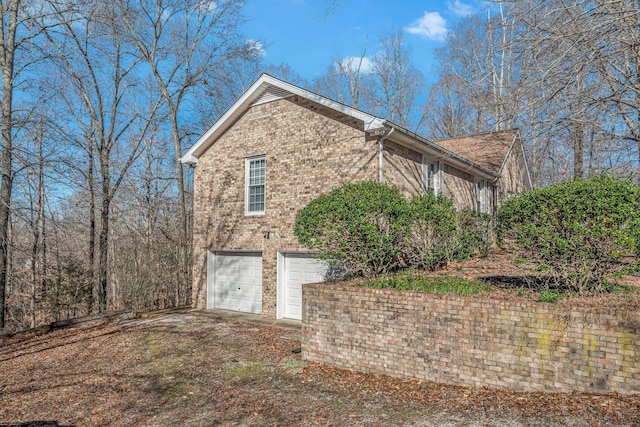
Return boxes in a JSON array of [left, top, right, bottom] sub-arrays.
[[1, 0, 637, 330]]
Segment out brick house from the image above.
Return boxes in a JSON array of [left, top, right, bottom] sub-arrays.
[[181, 74, 531, 319]]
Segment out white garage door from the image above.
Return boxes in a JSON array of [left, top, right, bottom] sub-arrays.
[[283, 254, 327, 320], [210, 252, 262, 314]]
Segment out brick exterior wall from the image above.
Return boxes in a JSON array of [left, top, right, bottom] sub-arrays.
[[382, 140, 484, 213], [383, 141, 423, 196], [302, 284, 640, 393], [191, 96, 378, 316], [442, 164, 476, 211]]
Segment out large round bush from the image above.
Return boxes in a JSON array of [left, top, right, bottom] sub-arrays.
[[294, 181, 412, 277], [498, 174, 640, 292]]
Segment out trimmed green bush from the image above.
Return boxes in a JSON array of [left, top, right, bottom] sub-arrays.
[[294, 181, 413, 277], [451, 209, 492, 260], [404, 193, 457, 271], [498, 173, 640, 292], [295, 181, 491, 277]]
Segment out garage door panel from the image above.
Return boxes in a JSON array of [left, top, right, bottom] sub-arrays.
[[303, 271, 320, 281], [283, 254, 327, 320], [210, 252, 262, 314], [288, 271, 301, 281]]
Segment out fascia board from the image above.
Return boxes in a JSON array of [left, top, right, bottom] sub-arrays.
[[498, 132, 517, 175], [180, 74, 382, 164]]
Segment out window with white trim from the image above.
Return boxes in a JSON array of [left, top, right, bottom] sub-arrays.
[[422, 156, 439, 194], [245, 156, 266, 215]]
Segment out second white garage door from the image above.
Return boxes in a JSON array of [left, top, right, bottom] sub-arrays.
[[282, 254, 327, 320], [210, 252, 262, 314]]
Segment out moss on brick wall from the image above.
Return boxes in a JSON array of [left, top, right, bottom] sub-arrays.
[[302, 284, 640, 393]]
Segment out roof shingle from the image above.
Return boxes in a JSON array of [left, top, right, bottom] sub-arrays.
[[434, 129, 518, 173]]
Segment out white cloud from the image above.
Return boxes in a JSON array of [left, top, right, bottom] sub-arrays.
[[405, 11, 448, 41], [205, 1, 218, 12], [196, 0, 217, 13], [447, 0, 475, 17], [338, 56, 373, 74], [245, 39, 266, 58]]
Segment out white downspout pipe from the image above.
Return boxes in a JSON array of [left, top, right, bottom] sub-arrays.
[[378, 127, 395, 183]]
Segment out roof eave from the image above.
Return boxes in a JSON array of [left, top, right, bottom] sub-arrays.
[[180, 153, 198, 166], [497, 131, 518, 175]]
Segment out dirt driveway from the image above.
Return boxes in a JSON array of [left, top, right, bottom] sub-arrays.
[[0, 312, 638, 426]]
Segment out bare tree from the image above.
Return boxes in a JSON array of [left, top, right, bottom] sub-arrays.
[[117, 0, 251, 306], [502, 0, 640, 181], [0, 0, 21, 329], [424, 73, 478, 139], [313, 43, 370, 109], [41, 1, 163, 313], [313, 30, 425, 131], [428, 9, 525, 136], [366, 30, 425, 130], [264, 62, 309, 89], [0, 0, 56, 328]]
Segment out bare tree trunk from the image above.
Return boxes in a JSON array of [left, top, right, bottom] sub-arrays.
[[0, 0, 19, 329], [572, 121, 584, 179], [28, 126, 46, 327], [98, 153, 110, 313], [170, 110, 188, 306], [37, 130, 47, 296], [87, 138, 96, 313]]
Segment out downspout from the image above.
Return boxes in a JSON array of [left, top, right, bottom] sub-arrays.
[[378, 127, 395, 183]]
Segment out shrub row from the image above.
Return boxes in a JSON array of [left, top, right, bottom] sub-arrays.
[[295, 174, 640, 293], [498, 173, 640, 292], [294, 181, 490, 278]]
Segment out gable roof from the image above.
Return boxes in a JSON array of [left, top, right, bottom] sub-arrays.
[[180, 74, 385, 165], [180, 74, 519, 180], [433, 129, 519, 174]]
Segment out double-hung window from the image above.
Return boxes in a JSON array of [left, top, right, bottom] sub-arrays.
[[245, 156, 266, 215]]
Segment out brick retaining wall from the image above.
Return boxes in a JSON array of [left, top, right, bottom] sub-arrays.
[[302, 284, 639, 393]]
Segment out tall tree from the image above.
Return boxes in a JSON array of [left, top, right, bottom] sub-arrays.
[[0, 0, 21, 329], [427, 9, 524, 137], [41, 1, 162, 312], [0, 0, 50, 327], [366, 30, 425, 130], [313, 44, 369, 109], [314, 30, 425, 131], [424, 73, 478, 139], [117, 0, 252, 306], [502, 0, 640, 181]]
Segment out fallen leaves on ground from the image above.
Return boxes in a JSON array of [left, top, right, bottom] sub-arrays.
[[0, 312, 638, 426]]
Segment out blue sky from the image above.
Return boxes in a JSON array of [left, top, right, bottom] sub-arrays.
[[242, 0, 488, 84]]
